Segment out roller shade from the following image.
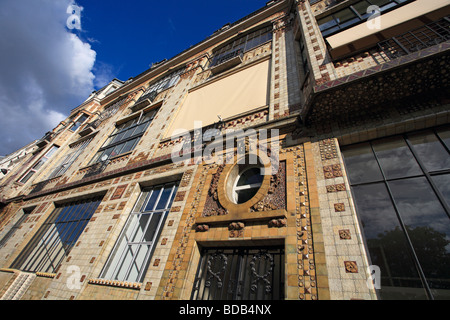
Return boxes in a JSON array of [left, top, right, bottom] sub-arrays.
[[165, 59, 270, 138]]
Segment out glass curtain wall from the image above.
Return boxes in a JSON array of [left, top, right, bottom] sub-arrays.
[[342, 126, 450, 300]]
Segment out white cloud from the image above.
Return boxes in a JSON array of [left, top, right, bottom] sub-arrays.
[[0, 0, 98, 155]]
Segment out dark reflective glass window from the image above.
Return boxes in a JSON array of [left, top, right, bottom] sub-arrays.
[[352, 183, 428, 299], [408, 131, 450, 172], [90, 109, 158, 165], [11, 197, 103, 273], [340, 142, 382, 184], [372, 137, 422, 179], [342, 126, 450, 300]]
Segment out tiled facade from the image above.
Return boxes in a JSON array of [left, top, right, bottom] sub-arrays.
[[0, 0, 449, 301]]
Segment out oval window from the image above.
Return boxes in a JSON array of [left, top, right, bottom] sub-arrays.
[[232, 166, 264, 204]]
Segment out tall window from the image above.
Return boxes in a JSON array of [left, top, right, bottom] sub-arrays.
[[19, 146, 58, 184], [342, 125, 450, 300], [69, 114, 89, 132], [0, 208, 33, 249], [100, 182, 178, 283], [136, 68, 185, 105], [11, 197, 103, 273], [47, 138, 92, 179], [210, 25, 273, 68], [90, 108, 158, 164]]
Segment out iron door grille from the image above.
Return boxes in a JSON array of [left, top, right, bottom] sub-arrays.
[[191, 246, 284, 300]]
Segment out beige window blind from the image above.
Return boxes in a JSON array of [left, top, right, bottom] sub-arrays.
[[165, 59, 270, 138]]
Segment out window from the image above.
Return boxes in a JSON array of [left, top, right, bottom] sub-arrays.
[[342, 126, 450, 300], [47, 138, 93, 179], [69, 114, 89, 132], [19, 146, 58, 184], [299, 36, 310, 75], [191, 246, 285, 300], [90, 108, 158, 164], [136, 68, 185, 105], [317, 0, 413, 37], [210, 25, 273, 68], [11, 197, 103, 273], [232, 166, 264, 204], [100, 182, 178, 283], [0, 208, 33, 248]]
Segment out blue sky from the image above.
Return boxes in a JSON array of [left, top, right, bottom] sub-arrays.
[[77, 0, 268, 86], [0, 0, 267, 157]]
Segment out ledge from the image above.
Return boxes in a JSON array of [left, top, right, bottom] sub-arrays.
[[196, 209, 287, 225], [88, 278, 142, 290], [36, 272, 56, 278]]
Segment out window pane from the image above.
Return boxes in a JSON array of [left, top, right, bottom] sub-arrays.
[[408, 131, 450, 172], [120, 138, 138, 155], [334, 8, 357, 24], [100, 182, 178, 282], [369, 0, 391, 6], [110, 131, 125, 145], [372, 136, 422, 179], [389, 177, 450, 299], [237, 167, 263, 187], [142, 212, 164, 242], [115, 245, 136, 281], [436, 126, 450, 150], [19, 171, 35, 183], [236, 188, 260, 204], [144, 188, 161, 212], [155, 186, 173, 210], [130, 214, 150, 243], [352, 1, 372, 17], [318, 15, 338, 31], [342, 143, 383, 184], [432, 174, 450, 208], [121, 126, 137, 140], [352, 183, 428, 299], [12, 198, 101, 273], [32, 159, 46, 170], [124, 214, 140, 240]]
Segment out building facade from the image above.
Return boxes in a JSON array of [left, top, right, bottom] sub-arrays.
[[0, 0, 449, 301]]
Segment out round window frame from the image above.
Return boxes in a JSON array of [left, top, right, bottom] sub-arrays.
[[231, 165, 264, 204], [217, 152, 272, 213]]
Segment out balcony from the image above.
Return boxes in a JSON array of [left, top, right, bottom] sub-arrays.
[[377, 17, 450, 60], [131, 90, 158, 112], [302, 17, 450, 126], [36, 132, 55, 148], [209, 49, 244, 75]]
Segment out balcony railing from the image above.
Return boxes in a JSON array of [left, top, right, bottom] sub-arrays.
[[209, 49, 244, 74], [377, 17, 450, 60]]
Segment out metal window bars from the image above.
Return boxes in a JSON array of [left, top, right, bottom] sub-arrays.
[[377, 17, 450, 60]]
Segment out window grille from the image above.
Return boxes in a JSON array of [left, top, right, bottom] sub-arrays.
[[18, 146, 58, 184], [210, 25, 273, 68], [191, 246, 285, 300], [47, 138, 93, 179], [89, 108, 159, 165]]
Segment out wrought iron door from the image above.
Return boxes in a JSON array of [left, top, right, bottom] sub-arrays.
[[191, 246, 284, 300]]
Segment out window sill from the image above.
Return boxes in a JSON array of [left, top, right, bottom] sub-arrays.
[[36, 272, 56, 278], [88, 278, 142, 290]]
